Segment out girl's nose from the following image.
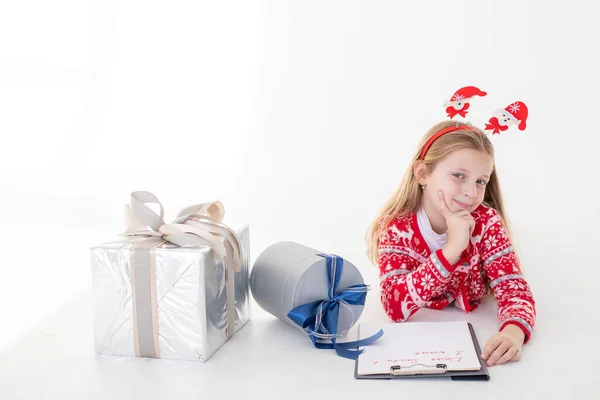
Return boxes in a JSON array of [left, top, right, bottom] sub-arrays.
[[464, 182, 477, 197]]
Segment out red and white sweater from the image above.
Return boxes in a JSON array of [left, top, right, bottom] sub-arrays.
[[378, 204, 536, 342]]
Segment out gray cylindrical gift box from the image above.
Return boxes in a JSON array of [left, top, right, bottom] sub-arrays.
[[250, 241, 365, 334]]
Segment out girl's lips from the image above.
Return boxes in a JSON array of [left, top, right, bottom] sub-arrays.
[[455, 199, 472, 209]]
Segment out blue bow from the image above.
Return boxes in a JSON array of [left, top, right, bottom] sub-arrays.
[[287, 253, 384, 359]]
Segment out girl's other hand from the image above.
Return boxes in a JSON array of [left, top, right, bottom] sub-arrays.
[[481, 324, 525, 366]]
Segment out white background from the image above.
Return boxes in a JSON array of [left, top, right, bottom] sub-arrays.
[[1, 0, 599, 397]]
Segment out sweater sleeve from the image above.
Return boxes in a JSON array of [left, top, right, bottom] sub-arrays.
[[481, 209, 536, 343], [378, 220, 457, 322]]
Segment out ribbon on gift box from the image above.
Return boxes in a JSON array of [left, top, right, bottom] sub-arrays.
[[122, 191, 242, 358], [287, 253, 384, 360]]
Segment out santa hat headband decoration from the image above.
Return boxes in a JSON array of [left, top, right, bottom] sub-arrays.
[[419, 86, 529, 160], [444, 86, 487, 119], [484, 101, 529, 134]]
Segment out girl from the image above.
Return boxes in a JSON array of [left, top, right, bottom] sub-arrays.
[[366, 120, 536, 367]]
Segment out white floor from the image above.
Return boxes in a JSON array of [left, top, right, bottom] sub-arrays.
[[1, 279, 598, 400]]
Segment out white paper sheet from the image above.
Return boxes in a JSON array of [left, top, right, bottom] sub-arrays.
[[356, 321, 482, 375]]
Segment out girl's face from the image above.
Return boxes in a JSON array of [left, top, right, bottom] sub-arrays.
[[421, 148, 494, 214]]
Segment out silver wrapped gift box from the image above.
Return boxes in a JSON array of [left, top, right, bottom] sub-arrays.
[[250, 241, 386, 360], [250, 241, 366, 334], [90, 191, 250, 362]]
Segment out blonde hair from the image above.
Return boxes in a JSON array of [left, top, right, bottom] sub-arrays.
[[366, 120, 513, 265]]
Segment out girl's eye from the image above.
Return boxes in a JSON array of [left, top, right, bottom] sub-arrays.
[[452, 173, 464, 179], [477, 179, 487, 185]]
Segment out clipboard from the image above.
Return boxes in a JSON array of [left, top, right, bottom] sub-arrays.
[[353, 322, 490, 381]]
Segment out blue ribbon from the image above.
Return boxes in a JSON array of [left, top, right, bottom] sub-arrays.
[[287, 253, 384, 359]]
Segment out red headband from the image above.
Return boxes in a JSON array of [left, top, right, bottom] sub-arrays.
[[419, 124, 478, 160]]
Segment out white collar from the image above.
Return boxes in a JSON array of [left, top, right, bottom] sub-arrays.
[[417, 207, 448, 252]]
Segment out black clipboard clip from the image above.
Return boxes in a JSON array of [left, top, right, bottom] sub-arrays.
[[390, 363, 448, 376]]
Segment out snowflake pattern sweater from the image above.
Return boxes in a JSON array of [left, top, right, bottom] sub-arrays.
[[378, 204, 536, 342]]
